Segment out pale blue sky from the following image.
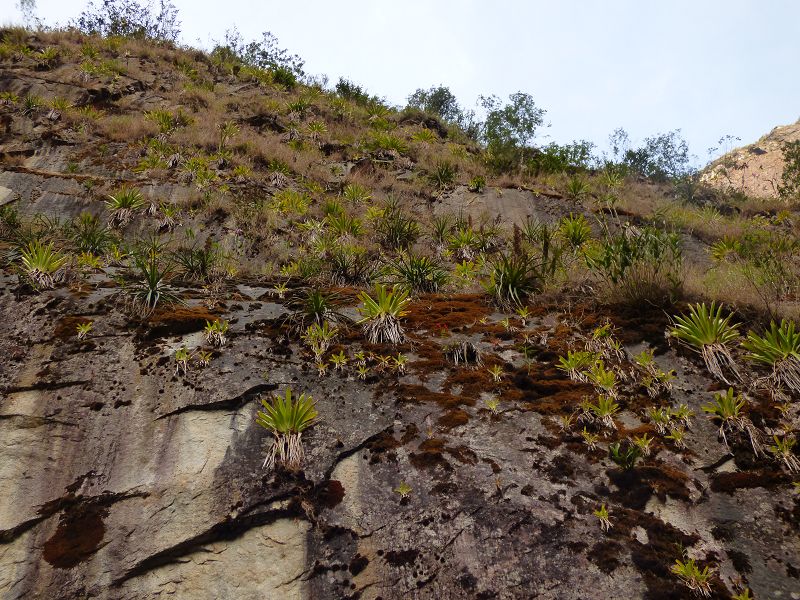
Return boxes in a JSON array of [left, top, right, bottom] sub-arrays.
[[12, 0, 800, 164]]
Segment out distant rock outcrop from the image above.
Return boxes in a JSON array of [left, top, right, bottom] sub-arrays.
[[701, 120, 800, 198]]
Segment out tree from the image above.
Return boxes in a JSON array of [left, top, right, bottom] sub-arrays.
[[17, 0, 38, 27], [608, 128, 692, 181], [480, 92, 546, 150], [479, 92, 547, 172], [212, 27, 304, 78], [407, 85, 463, 124], [73, 0, 181, 42], [778, 140, 800, 200]]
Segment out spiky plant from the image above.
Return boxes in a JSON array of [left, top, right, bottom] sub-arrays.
[[106, 186, 145, 228], [487, 252, 540, 309], [19, 240, 67, 290], [256, 388, 318, 471], [647, 406, 672, 434], [741, 320, 800, 394], [587, 361, 618, 398], [285, 288, 347, 333], [488, 364, 504, 383], [384, 253, 448, 294], [559, 213, 592, 249], [204, 319, 229, 347], [124, 253, 181, 317], [586, 395, 620, 429], [174, 346, 191, 375], [769, 435, 800, 473], [632, 433, 654, 456], [357, 284, 411, 345], [76, 321, 93, 340], [609, 441, 641, 470], [557, 350, 597, 382], [669, 302, 741, 384], [702, 388, 747, 448], [593, 504, 612, 532], [195, 350, 213, 367], [301, 321, 339, 360], [69, 213, 115, 256], [342, 183, 371, 203], [581, 427, 600, 450], [670, 558, 713, 598], [444, 338, 483, 367]]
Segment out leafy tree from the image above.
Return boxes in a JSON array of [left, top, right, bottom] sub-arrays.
[[527, 140, 596, 175], [479, 92, 546, 172], [335, 78, 374, 105], [74, 0, 181, 42], [608, 127, 692, 181], [17, 0, 38, 27], [213, 27, 304, 77], [481, 92, 546, 150], [407, 85, 463, 124], [778, 140, 800, 200]]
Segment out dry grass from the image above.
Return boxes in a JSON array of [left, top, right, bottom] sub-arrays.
[[96, 114, 158, 141]]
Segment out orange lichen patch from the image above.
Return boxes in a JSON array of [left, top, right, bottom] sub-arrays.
[[408, 337, 451, 373], [409, 438, 451, 471], [53, 316, 93, 341], [710, 470, 790, 493], [405, 294, 491, 332], [437, 408, 469, 430], [145, 305, 220, 338], [607, 464, 692, 509], [511, 365, 593, 415], [409, 438, 477, 471], [584, 303, 672, 352], [397, 383, 474, 409], [444, 367, 496, 397], [42, 502, 107, 569]]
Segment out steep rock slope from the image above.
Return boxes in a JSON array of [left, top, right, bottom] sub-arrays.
[[0, 30, 798, 600]]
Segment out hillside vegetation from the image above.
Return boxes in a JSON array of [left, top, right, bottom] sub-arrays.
[[0, 4, 799, 599]]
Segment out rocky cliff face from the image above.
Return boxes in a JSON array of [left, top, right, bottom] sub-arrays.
[[701, 121, 800, 198], [1, 29, 799, 600]]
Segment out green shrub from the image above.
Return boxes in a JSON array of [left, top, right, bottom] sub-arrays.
[[585, 225, 682, 306], [778, 140, 800, 201], [256, 388, 318, 471], [384, 253, 448, 294]]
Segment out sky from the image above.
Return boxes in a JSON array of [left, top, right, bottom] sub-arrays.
[[9, 0, 800, 165]]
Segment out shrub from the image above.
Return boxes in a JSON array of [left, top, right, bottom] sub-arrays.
[[480, 92, 546, 172], [526, 140, 595, 175], [256, 388, 318, 471], [429, 161, 458, 191], [468, 175, 486, 193], [122, 247, 180, 317], [608, 127, 692, 182], [375, 202, 420, 251], [69, 213, 115, 256], [357, 284, 411, 345], [19, 240, 67, 290], [585, 225, 682, 306], [669, 302, 741, 384], [778, 140, 800, 201], [487, 253, 540, 309], [741, 320, 800, 394], [74, 0, 181, 42], [384, 253, 448, 294], [335, 78, 374, 106]]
